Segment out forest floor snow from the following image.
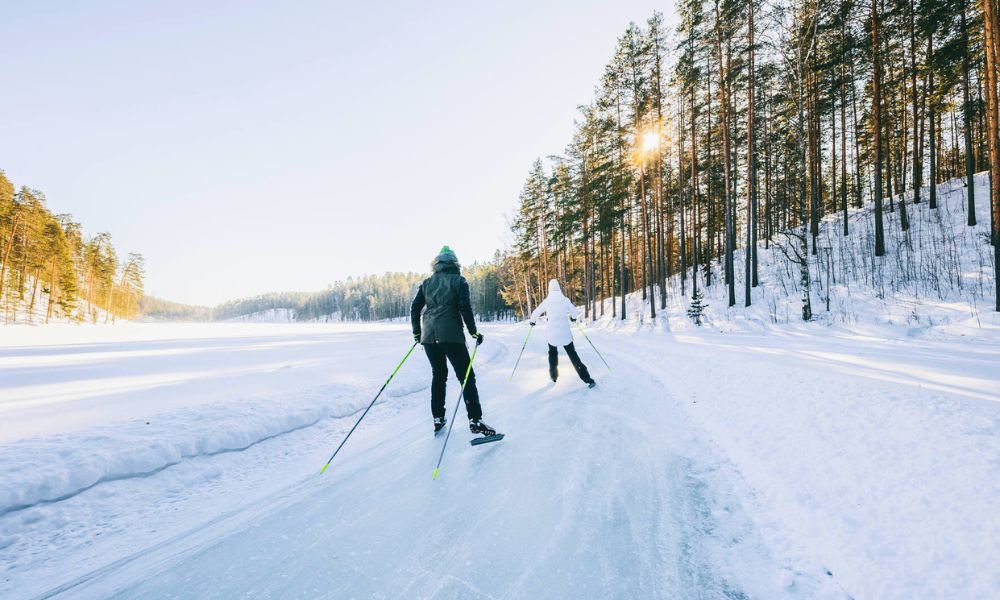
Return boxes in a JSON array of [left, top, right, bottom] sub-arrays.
[[0, 322, 997, 599]]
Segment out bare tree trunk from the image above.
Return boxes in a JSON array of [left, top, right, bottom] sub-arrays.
[[716, 0, 735, 307], [45, 262, 57, 324], [692, 87, 701, 300], [707, 50, 716, 287], [872, 0, 887, 256], [746, 0, 757, 305], [799, 49, 813, 320], [962, 0, 979, 225], [910, 0, 922, 204], [679, 106, 688, 297], [0, 216, 20, 307], [841, 50, 850, 234], [982, 0, 1000, 311], [639, 159, 655, 317], [850, 50, 865, 207], [27, 272, 40, 324], [808, 67, 820, 254], [929, 33, 938, 209]]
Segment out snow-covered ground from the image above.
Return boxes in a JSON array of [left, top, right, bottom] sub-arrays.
[[1, 321, 997, 599], [591, 172, 998, 340]]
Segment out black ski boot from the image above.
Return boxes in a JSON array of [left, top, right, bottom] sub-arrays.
[[549, 366, 558, 383], [586, 380, 597, 389], [433, 416, 447, 434], [469, 419, 496, 436]]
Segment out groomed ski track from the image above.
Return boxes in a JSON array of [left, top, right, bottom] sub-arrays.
[[28, 326, 848, 600]]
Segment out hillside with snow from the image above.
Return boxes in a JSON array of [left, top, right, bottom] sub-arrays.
[[589, 173, 998, 338], [1, 283, 117, 327]]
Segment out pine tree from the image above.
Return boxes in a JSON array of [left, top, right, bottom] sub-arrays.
[[687, 288, 708, 325]]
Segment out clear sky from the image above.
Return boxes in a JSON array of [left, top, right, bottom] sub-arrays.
[[1, 1, 675, 305]]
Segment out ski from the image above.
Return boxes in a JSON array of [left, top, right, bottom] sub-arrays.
[[470, 433, 504, 446]]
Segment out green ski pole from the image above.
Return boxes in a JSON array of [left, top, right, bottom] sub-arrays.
[[433, 343, 480, 480], [509, 324, 534, 381], [575, 321, 611, 373], [320, 341, 419, 475]]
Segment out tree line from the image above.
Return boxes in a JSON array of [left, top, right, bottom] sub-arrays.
[[500, 0, 1000, 321], [0, 170, 144, 324], [163, 266, 515, 323]]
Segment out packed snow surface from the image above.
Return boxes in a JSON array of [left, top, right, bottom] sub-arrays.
[[1, 321, 998, 599]]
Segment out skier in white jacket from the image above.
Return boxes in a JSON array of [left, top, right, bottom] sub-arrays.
[[529, 279, 596, 387]]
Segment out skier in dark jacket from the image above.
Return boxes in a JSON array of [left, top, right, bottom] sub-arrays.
[[411, 246, 497, 437]]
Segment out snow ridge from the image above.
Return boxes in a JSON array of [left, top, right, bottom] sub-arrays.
[[0, 384, 381, 516]]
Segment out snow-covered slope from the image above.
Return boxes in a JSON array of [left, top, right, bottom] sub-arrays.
[[589, 173, 998, 339], [1, 322, 997, 599], [0, 282, 114, 326]]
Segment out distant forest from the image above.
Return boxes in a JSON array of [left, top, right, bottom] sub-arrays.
[[145, 264, 514, 323], [0, 170, 144, 324]]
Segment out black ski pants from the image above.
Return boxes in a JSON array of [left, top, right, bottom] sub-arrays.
[[548, 342, 593, 383], [423, 342, 483, 420]]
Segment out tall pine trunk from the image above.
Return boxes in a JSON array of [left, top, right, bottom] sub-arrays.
[[872, 0, 887, 257], [798, 30, 813, 321], [962, 0, 978, 226], [745, 0, 757, 305], [910, 0, 922, 204], [929, 33, 939, 209], [841, 52, 850, 234], [716, 1, 736, 307], [679, 108, 688, 298], [982, 0, 1000, 311]]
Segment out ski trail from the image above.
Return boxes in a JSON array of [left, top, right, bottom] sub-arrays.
[[35, 329, 845, 599]]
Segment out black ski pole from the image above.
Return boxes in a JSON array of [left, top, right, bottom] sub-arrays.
[[320, 341, 419, 475], [575, 321, 611, 372], [509, 324, 534, 381], [433, 343, 479, 480]]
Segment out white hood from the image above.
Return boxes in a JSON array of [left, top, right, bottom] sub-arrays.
[[548, 279, 563, 296]]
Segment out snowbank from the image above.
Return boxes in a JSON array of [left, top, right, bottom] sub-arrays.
[[0, 386, 361, 515], [0, 323, 424, 516]]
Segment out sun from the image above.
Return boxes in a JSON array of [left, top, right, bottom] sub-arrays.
[[641, 131, 660, 153]]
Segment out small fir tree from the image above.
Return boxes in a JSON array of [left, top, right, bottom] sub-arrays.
[[687, 288, 707, 325]]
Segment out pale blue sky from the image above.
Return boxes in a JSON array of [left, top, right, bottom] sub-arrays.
[[1, 1, 675, 305]]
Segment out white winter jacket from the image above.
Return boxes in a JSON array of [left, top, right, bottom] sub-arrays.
[[530, 279, 581, 347]]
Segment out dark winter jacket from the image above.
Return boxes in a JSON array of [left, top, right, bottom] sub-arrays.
[[410, 251, 477, 344]]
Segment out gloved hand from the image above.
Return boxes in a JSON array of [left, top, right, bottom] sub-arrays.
[[413, 332, 421, 343], [570, 317, 577, 322], [529, 321, 536, 327], [471, 332, 484, 345]]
